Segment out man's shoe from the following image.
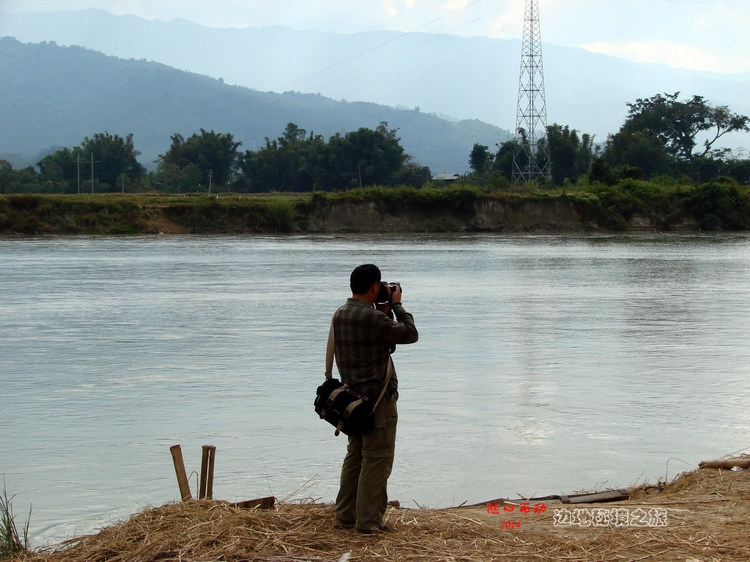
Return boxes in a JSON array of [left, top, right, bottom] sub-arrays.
[[354, 525, 396, 535], [333, 519, 356, 530]]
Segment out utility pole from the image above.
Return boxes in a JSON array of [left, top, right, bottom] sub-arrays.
[[76, 152, 81, 195], [87, 150, 101, 195], [208, 170, 213, 195], [511, 0, 551, 186], [89, 152, 100, 194]]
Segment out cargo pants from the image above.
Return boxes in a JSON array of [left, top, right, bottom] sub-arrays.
[[334, 392, 398, 531]]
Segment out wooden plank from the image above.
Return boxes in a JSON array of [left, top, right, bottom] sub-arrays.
[[233, 496, 275, 510], [169, 445, 192, 501], [462, 489, 629, 509], [699, 458, 750, 469], [566, 489, 629, 504]]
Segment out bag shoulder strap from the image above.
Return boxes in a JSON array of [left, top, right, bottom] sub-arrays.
[[371, 356, 393, 412], [325, 314, 336, 380]]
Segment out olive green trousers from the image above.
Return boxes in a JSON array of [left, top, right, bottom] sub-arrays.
[[335, 394, 397, 531]]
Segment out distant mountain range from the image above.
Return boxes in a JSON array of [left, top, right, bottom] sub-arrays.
[[1, 8, 749, 149], [0, 37, 511, 173]]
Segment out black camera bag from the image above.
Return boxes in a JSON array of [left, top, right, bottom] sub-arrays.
[[317, 314, 393, 437], [314, 379, 374, 436]]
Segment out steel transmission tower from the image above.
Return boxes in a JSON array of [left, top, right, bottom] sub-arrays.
[[512, 0, 551, 185]]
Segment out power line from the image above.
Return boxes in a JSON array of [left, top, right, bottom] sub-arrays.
[[270, 0, 749, 94], [265, 0, 487, 85], [295, 0, 747, 97], [664, 0, 749, 6], [277, 0, 490, 91], [302, 1, 515, 93]]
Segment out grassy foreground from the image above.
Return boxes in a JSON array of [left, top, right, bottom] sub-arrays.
[[1, 179, 749, 235], [8, 464, 750, 561]]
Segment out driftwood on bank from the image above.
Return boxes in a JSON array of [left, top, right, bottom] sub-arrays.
[[699, 455, 750, 469], [232, 497, 276, 510], [463, 488, 629, 508]]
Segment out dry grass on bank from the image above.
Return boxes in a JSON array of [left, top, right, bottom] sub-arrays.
[[13, 465, 750, 562]]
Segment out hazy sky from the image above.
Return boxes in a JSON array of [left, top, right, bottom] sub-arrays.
[[1, 0, 749, 74]]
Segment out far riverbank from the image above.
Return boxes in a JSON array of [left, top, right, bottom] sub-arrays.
[[1, 179, 748, 235]]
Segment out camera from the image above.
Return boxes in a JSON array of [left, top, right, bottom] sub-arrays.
[[377, 281, 401, 304]]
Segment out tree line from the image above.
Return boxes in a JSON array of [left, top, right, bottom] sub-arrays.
[[0, 122, 431, 194], [2, 93, 749, 195], [469, 92, 750, 186]]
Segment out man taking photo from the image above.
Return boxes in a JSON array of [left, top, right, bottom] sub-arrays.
[[329, 264, 419, 534]]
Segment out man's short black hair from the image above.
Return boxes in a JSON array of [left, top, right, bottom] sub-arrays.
[[350, 264, 381, 295]]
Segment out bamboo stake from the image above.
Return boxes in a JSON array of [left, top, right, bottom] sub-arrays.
[[199, 445, 210, 499], [170, 445, 192, 501], [206, 445, 216, 500]]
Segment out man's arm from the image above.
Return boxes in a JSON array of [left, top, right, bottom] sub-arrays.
[[375, 302, 418, 345]]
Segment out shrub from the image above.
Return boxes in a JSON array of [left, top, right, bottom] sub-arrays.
[[265, 197, 295, 232], [689, 181, 743, 229], [0, 481, 30, 558]]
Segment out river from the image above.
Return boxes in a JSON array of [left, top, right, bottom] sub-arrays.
[[1, 233, 749, 544]]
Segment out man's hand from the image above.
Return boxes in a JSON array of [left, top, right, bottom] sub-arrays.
[[375, 302, 391, 315], [390, 284, 402, 305]]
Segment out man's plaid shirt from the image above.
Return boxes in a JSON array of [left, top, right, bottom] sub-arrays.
[[333, 298, 418, 400]]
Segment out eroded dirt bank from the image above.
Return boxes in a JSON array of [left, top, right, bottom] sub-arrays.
[[0, 192, 708, 235]]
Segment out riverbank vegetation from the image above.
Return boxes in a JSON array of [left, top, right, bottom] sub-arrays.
[[1, 177, 748, 235], [0, 483, 30, 559]]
